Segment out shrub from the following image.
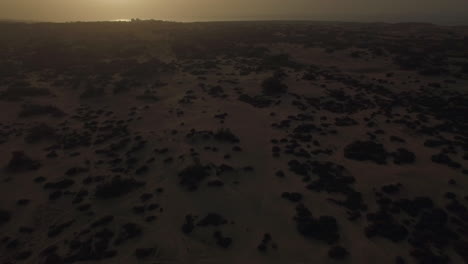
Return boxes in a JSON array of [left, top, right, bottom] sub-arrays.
[[344, 140, 388, 164], [461, 63, 468, 74], [134, 248, 155, 259], [214, 128, 239, 143], [0, 209, 11, 225], [80, 87, 105, 99], [0, 85, 50, 100], [25, 123, 56, 143], [328, 246, 349, 259], [5, 151, 41, 172], [95, 176, 145, 199], [178, 163, 210, 191], [238, 94, 272, 108], [260, 53, 302, 70], [261, 75, 288, 95], [19, 104, 65, 118]]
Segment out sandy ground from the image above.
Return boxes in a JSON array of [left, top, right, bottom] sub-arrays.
[[0, 21, 467, 264]]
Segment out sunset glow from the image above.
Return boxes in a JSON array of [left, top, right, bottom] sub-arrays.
[[0, 0, 467, 24]]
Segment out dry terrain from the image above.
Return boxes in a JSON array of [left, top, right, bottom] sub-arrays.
[[0, 20, 468, 264]]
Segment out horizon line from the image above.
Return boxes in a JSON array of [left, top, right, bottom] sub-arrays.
[[0, 17, 467, 27]]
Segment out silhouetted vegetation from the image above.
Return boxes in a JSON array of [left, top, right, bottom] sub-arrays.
[[80, 87, 105, 99], [0, 85, 50, 101], [25, 123, 56, 143], [262, 71, 288, 95], [259, 53, 303, 71], [5, 151, 41, 172], [214, 128, 240, 143], [19, 104, 65, 118], [95, 177, 145, 199], [0, 209, 11, 225], [178, 163, 210, 191]]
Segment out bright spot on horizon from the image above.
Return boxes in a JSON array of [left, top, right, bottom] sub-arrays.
[[110, 19, 131, 22]]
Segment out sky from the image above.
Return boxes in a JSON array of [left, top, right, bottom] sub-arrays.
[[0, 0, 467, 24]]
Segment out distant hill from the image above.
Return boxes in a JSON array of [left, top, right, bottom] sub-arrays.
[[0, 18, 41, 23]]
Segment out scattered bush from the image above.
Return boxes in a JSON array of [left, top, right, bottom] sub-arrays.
[[214, 128, 239, 143], [179, 163, 210, 191], [95, 176, 145, 199], [294, 204, 340, 244], [114, 222, 142, 245], [260, 53, 302, 70], [5, 151, 41, 172], [197, 213, 227, 227], [19, 104, 65, 118], [25, 123, 57, 143], [328, 246, 349, 259], [344, 140, 388, 164], [238, 94, 273, 108], [134, 248, 155, 259], [44, 179, 75, 190], [0, 85, 50, 100], [392, 148, 416, 164], [461, 63, 468, 74], [80, 87, 105, 99], [0, 209, 11, 225], [261, 72, 288, 95]]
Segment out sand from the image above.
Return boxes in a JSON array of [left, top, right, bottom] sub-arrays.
[[0, 20, 467, 264]]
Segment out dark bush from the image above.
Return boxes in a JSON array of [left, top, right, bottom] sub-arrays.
[[0, 209, 11, 225], [25, 123, 56, 143], [344, 140, 388, 164], [294, 204, 339, 244], [80, 87, 105, 99], [238, 94, 273, 108], [47, 220, 74, 237], [328, 246, 349, 259], [365, 211, 408, 242], [393, 148, 416, 164], [260, 54, 302, 70], [214, 128, 239, 143], [19, 104, 65, 118], [261, 74, 288, 95], [431, 153, 461, 168], [0, 85, 50, 100], [214, 231, 232, 248], [282, 192, 303, 202], [44, 179, 75, 190], [461, 63, 468, 74], [5, 151, 41, 172], [95, 176, 145, 199], [182, 214, 196, 234], [197, 213, 227, 227], [114, 222, 142, 245], [134, 248, 155, 259], [178, 163, 210, 191]]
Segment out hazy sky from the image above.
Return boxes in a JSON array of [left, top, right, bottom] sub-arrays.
[[1, 0, 467, 24]]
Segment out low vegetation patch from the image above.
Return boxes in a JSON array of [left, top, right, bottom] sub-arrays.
[[25, 123, 57, 143], [0, 85, 50, 101], [19, 104, 65, 118], [261, 71, 288, 95], [95, 176, 145, 199], [214, 128, 240, 143], [179, 163, 211, 191], [5, 151, 41, 172]]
